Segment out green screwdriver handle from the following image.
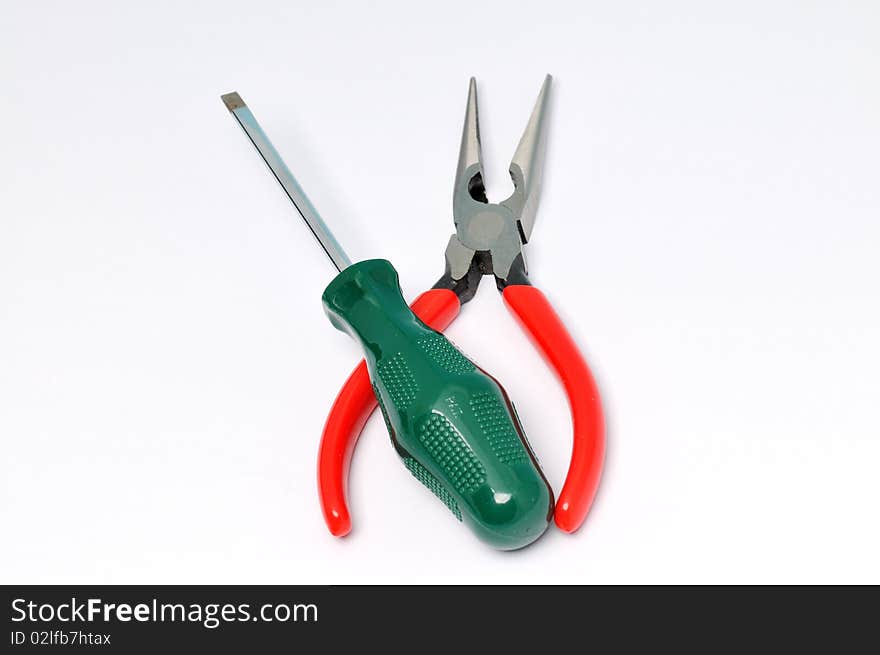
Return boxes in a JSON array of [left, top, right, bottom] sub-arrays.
[[323, 259, 554, 550]]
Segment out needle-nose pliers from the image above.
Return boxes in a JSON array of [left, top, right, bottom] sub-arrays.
[[319, 76, 606, 542]]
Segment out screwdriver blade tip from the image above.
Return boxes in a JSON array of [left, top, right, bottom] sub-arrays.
[[221, 92, 245, 112]]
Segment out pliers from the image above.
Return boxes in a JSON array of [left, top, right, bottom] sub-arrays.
[[318, 76, 606, 540]]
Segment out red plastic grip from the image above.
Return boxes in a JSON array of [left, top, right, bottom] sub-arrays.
[[502, 285, 605, 534], [318, 288, 461, 536]]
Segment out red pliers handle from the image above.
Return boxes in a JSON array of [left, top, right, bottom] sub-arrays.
[[318, 286, 605, 537]]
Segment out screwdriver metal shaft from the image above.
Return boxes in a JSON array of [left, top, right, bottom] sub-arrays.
[[221, 92, 352, 272]]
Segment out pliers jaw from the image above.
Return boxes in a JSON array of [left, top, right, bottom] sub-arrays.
[[437, 75, 552, 304]]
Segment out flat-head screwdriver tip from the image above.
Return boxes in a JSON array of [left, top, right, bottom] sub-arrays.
[[221, 92, 245, 112]]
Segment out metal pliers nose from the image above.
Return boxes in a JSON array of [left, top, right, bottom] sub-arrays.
[[443, 76, 549, 297], [319, 76, 606, 539]]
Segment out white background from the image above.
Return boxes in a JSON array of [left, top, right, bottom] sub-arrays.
[[1, 1, 878, 584]]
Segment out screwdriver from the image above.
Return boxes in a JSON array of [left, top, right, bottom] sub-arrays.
[[222, 92, 553, 549]]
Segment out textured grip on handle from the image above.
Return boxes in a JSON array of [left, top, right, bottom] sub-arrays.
[[323, 260, 554, 550], [318, 288, 461, 537], [502, 285, 605, 534]]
